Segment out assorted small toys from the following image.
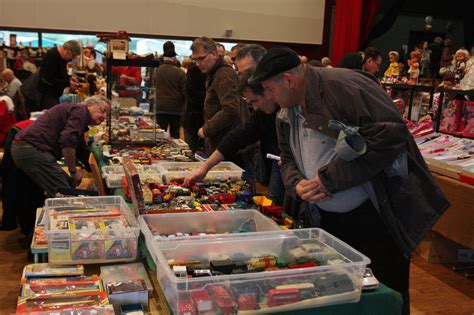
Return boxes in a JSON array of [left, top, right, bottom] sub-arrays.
[[17, 264, 113, 313], [155, 228, 369, 314], [45, 197, 139, 264]]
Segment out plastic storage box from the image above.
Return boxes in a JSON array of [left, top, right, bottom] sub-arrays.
[[157, 162, 243, 183], [139, 210, 280, 260], [102, 165, 162, 188], [154, 228, 370, 314], [45, 196, 140, 264]]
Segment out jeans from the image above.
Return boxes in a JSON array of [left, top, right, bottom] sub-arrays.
[[11, 142, 71, 197]]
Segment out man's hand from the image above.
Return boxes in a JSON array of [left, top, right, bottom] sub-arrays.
[[184, 166, 208, 186], [71, 172, 83, 188], [69, 77, 79, 89], [295, 176, 330, 203], [197, 127, 206, 139]]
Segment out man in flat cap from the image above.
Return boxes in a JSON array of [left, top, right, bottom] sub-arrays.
[[250, 46, 449, 314]]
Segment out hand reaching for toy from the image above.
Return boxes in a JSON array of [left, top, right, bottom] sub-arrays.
[[184, 166, 208, 186], [295, 176, 330, 203]]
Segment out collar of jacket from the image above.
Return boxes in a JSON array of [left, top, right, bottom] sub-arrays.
[[301, 67, 339, 138], [207, 55, 227, 77]]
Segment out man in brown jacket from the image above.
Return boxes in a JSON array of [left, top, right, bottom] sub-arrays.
[[190, 37, 246, 156], [250, 46, 449, 315], [152, 41, 186, 138]]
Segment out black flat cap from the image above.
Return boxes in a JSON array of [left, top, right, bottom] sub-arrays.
[[248, 46, 301, 84]]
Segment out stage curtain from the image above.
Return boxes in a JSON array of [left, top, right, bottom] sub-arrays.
[[331, 0, 363, 66]]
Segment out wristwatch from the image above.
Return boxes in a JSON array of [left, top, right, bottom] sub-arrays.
[[69, 168, 77, 174]]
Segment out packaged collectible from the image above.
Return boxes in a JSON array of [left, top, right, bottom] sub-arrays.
[[23, 264, 84, 278]]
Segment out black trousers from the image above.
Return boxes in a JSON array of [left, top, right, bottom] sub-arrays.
[[156, 114, 182, 139], [319, 200, 410, 315]]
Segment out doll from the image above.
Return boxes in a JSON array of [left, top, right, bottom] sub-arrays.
[[420, 41, 431, 78], [383, 51, 399, 81], [453, 49, 469, 84], [407, 50, 421, 84]]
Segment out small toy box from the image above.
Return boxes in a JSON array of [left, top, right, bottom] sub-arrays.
[[154, 228, 370, 314], [157, 162, 243, 183], [45, 196, 140, 264]]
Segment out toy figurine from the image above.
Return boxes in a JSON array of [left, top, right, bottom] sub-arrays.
[[454, 49, 469, 84], [383, 51, 399, 81], [407, 50, 421, 84], [420, 41, 432, 78]]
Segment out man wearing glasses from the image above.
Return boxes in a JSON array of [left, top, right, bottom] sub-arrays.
[[21, 40, 81, 111], [362, 47, 383, 76], [11, 95, 111, 196], [190, 37, 248, 157]]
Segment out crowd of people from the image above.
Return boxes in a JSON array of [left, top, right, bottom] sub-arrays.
[[0, 34, 465, 315]]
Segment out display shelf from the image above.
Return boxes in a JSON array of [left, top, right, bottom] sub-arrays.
[[106, 57, 162, 146], [382, 83, 435, 122]]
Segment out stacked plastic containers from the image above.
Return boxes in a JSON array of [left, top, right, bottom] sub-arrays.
[[45, 196, 140, 264], [139, 210, 370, 314]]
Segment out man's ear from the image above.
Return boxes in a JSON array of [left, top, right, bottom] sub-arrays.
[[283, 72, 295, 88]]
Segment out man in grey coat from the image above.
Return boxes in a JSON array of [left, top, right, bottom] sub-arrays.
[[249, 46, 449, 315]]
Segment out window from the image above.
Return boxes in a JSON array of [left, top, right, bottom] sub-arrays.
[[42, 32, 102, 51], [0, 31, 39, 47]]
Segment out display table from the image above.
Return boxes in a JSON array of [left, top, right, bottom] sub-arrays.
[[140, 242, 403, 315], [432, 172, 474, 249]]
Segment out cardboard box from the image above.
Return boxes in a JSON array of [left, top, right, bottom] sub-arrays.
[[416, 231, 469, 264]]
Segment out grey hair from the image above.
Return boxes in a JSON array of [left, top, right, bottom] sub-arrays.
[[63, 40, 82, 55], [190, 36, 217, 53], [235, 44, 267, 63], [84, 95, 111, 107]]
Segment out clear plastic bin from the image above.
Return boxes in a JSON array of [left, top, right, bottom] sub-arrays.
[[45, 196, 140, 265], [139, 210, 280, 260], [157, 161, 243, 183], [154, 228, 370, 314], [102, 165, 162, 188]]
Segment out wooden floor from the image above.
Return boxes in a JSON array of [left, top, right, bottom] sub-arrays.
[[0, 216, 472, 314]]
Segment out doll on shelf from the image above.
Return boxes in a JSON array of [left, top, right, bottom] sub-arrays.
[[453, 49, 469, 84], [420, 41, 431, 78], [383, 51, 399, 82], [407, 50, 421, 84]]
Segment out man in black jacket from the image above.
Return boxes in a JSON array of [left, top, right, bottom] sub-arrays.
[[184, 69, 284, 205], [21, 40, 81, 111]]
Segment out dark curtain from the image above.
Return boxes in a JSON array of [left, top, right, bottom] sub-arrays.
[[359, 0, 381, 48], [363, 0, 407, 48], [331, 0, 363, 66]]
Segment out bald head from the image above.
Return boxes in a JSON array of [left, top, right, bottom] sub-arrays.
[[1, 69, 15, 83]]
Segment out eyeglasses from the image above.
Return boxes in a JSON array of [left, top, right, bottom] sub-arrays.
[[192, 53, 209, 63]]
